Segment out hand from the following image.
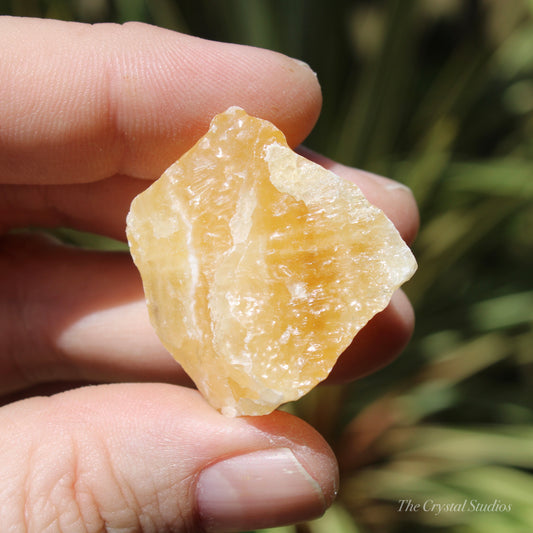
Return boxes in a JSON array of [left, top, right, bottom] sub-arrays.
[[0, 16, 418, 532]]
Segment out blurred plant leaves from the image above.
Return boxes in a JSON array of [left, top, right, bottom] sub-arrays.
[[470, 291, 533, 331]]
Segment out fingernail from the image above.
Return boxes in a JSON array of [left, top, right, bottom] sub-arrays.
[[384, 180, 412, 193], [196, 448, 327, 532], [360, 170, 413, 193], [291, 58, 318, 77]]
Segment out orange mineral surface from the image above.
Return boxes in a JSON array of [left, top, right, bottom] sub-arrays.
[[126, 107, 417, 416]]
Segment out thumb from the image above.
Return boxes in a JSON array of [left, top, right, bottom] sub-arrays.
[[1, 383, 338, 532]]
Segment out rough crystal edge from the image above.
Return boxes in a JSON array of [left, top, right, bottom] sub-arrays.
[[126, 106, 418, 418]]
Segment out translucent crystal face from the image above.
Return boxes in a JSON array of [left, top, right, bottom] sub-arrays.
[[126, 107, 417, 416]]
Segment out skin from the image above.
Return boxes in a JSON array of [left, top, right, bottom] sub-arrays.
[[0, 16, 419, 532]]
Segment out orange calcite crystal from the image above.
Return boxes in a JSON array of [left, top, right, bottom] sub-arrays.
[[126, 107, 417, 416]]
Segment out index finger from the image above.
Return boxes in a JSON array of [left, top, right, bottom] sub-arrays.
[[0, 16, 321, 185]]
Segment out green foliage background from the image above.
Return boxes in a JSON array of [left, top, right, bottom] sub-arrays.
[[2, 1, 532, 532]]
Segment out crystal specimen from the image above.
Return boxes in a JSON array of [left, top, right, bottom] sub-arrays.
[[126, 107, 417, 416]]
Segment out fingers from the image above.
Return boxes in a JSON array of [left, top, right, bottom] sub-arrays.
[[0, 16, 321, 185], [0, 233, 187, 396], [0, 383, 338, 531], [0, 175, 144, 241]]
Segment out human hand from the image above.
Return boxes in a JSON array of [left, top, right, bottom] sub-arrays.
[[0, 16, 418, 532]]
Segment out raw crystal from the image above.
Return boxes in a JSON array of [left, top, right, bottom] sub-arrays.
[[126, 107, 417, 416]]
